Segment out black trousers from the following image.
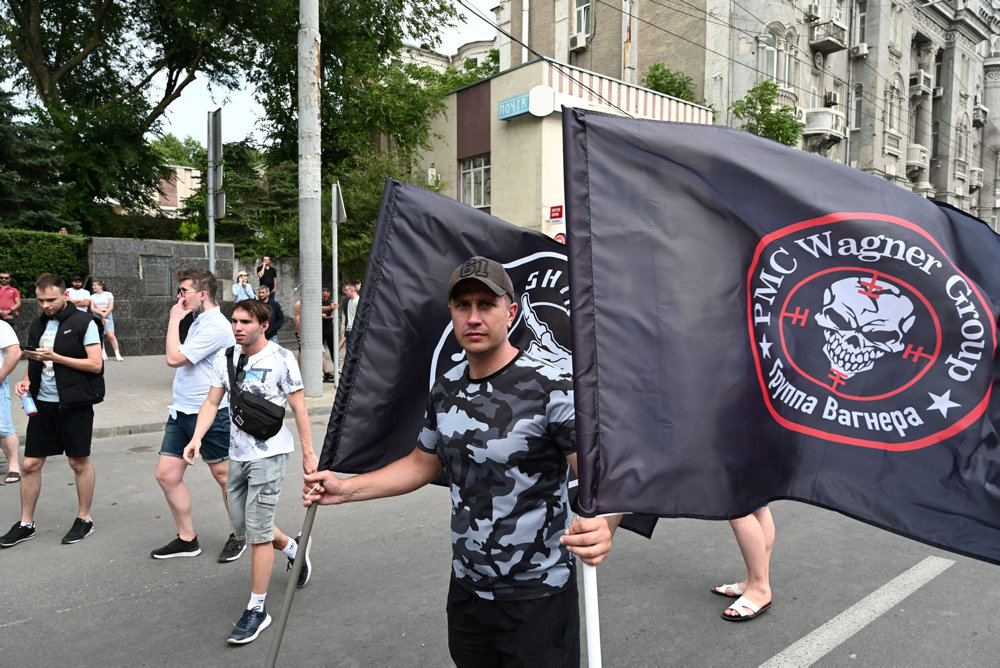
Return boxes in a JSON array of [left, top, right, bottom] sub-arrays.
[[446, 576, 580, 668]]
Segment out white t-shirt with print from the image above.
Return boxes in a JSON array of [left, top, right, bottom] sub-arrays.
[[0, 320, 16, 370], [210, 340, 303, 462]]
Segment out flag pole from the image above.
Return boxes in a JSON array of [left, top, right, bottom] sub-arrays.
[[266, 503, 318, 667], [582, 562, 602, 668]]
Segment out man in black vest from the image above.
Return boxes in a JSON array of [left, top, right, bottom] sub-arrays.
[[0, 273, 104, 548]]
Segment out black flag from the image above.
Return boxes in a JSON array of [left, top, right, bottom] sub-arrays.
[[320, 180, 571, 473], [564, 109, 1000, 564]]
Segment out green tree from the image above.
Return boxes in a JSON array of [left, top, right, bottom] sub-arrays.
[[729, 80, 804, 147], [0, 90, 74, 231], [642, 64, 697, 102], [1, 0, 458, 228], [151, 133, 204, 167]]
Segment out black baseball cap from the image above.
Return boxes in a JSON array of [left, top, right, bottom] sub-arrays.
[[448, 257, 515, 302], [71, 275, 83, 281]]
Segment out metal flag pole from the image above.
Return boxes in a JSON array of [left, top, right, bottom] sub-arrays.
[[266, 503, 318, 667], [582, 562, 602, 668]]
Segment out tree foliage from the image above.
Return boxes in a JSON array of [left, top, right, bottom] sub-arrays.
[[0, 90, 73, 231], [642, 64, 697, 102], [729, 79, 804, 146], [151, 133, 204, 167], [0, 0, 459, 230]]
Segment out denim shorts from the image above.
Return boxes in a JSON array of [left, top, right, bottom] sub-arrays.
[[227, 454, 289, 544], [0, 378, 14, 438], [160, 408, 231, 463]]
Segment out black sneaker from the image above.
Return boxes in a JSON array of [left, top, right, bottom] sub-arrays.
[[227, 607, 271, 644], [287, 534, 312, 588], [322, 373, 336, 383], [62, 517, 94, 544], [0, 522, 35, 548], [151, 534, 201, 559], [218, 533, 247, 562]]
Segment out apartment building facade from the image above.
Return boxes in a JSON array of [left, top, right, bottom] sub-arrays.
[[420, 58, 712, 235], [493, 0, 1000, 229]]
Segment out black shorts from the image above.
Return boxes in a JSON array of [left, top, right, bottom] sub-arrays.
[[446, 576, 580, 668], [25, 401, 94, 458]]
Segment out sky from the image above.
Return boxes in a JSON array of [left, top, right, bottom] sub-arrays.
[[158, 1, 498, 146]]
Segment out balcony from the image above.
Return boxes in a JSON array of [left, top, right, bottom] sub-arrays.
[[973, 103, 989, 128], [802, 108, 847, 152], [970, 167, 984, 192], [906, 143, 930, 178], [909, 70, 932, 99], [809, 21, 847, 54]]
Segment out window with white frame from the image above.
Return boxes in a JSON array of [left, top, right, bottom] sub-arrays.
[[761, 27, 794, 88], [461, 154, 491, 208], [762, 32, 778, 81], [782, 32, 796, 88], [810, 72, 820, 108], [832, 0, 845, 24], [856, 0, 866, 42], [575, 0, 591, 35]]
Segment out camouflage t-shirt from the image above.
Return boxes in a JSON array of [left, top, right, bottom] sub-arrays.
[[417, 350, 576, 601]]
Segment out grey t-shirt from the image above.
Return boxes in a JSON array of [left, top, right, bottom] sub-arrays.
[[418, 350, 576, 601]]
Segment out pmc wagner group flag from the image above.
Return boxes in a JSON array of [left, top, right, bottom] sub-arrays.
[[563, 109, 1000, 564]]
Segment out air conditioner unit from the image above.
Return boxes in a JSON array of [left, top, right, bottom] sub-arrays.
[[849, 42, 869, 59], [806, 3, 821, 21], [569, 32, 587, 52], [824, 91, 840, 107], [932, 87, 944, 99], [973, 102, 989, 128]]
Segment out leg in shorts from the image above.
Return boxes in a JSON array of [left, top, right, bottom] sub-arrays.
[[227, 453, 289, 544], [159, 408, 231, 463], [0, 378, 15, 438], [24, 401, 94, 458]]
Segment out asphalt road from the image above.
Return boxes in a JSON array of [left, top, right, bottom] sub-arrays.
[[1, 419, 997, 667]]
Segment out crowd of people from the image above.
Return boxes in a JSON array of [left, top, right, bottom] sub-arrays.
[[0, 257, 773, 660]]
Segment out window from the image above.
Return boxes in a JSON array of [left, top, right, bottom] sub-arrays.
[[761, 28, 794, 88], [931, 120, 939, 156], [856, 0, 866, 43], [461, 154, 491, 208], [832, 0, 845, 24], [854, 83, 863, 127], [762, 32, 778, 81], [810, 72, 820, 108], [575, 0, 591, 35]]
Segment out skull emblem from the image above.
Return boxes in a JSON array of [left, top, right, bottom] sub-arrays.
[[814, 276, 916, 377]]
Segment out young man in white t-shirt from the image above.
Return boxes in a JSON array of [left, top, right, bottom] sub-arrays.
[[183, 298, 317, 645]]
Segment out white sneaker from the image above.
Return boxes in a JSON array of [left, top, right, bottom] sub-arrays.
[[102, 351, 107, 360], [115, 353, 124, 361]]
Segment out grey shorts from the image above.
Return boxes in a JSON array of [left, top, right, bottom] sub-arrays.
[[227, 454, 290, 544]]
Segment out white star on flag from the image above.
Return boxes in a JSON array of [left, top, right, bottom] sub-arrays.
[[758, 334, 773, 359], [927, 390, 960, 418]]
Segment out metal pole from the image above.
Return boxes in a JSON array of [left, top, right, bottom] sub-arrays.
[[206, 112, 216, 273], [265, 503, 318, 667], [297, 0, 322, 397], [583, 562, 602, 668], [331, 181, 342, 384]]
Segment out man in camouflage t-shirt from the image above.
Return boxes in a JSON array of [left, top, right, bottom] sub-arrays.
[[305, 256, 620, 666]]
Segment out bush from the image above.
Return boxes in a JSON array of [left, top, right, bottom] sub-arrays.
[[0, 229, 89, 289]]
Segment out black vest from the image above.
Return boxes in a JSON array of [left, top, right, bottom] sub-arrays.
[[27, 305, 105, 408]]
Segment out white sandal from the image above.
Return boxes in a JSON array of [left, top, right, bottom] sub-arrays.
[[710, 582, 743, 598], [721, 595, 772, 622]]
